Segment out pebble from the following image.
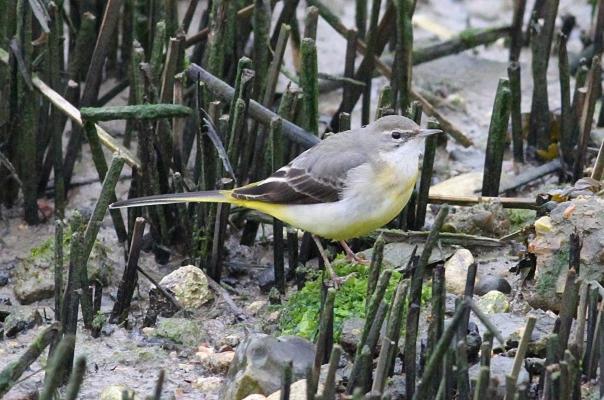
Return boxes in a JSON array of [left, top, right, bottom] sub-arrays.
[[475, 276, 512, 295], [193, 376, 223, 392], [0, 271, 9, 287], [476, 290, 510, 314]]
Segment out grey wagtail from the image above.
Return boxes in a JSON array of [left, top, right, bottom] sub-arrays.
[[110, 115, 439, 277]]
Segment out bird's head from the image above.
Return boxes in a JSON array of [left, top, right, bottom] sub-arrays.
[[369, 115, 441, 155]]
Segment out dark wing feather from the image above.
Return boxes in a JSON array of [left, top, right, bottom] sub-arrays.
[[232, 130, 372, 204], [232, 166, 341, 204]]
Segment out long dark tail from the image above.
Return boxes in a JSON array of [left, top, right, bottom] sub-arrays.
[[109, 190, 232, 209]]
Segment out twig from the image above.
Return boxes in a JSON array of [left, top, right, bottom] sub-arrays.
[[469, 300, 506, 344], [187, 63, 319, 148], [414, 301, 468, 400], [0, 323, 61, 397], [64, 356, 86, 400], [508, 62, 524, 164], [111, 217, 146, 324], [509, 316, 537, 387], [0, 48, 139, 167], [482, 78, 512, 196], [205, 273, 252, 322], [312, 288, 335, 394]]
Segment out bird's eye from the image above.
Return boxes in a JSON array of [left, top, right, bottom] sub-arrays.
[[391, 130, 402, 139]]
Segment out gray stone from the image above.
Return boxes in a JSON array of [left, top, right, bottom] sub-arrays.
[[4, 306, 43, 337], [471, 310, 556, 357], [360, 242, 453, 269], [0, 271, 9, 287], [469, 355, 529, 398], [13, 235, 113, 305], [223, 334, 315, 400], [443, 201, 511, 237], [475, 276, 511, 295], [528, 196, 604, 311], [159, 265, 213, 310], [339, 317, 364, 355]]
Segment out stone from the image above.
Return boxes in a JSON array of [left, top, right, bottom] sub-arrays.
[[223, 334, 315, 400], [242, 396, 267, 400], [99, 384, 138, 400], [471, 310, 556, 357], [528, 196, 604, 311], [475, 276, 511, 295], [443, 201, 511, 237], [0, 271, 9, 287], [246, 300, 268, 316], [444, 249, 476, 295], [267, 379, 321, 400], [13, 233, 113, 305], [360, 242, 453, 269], [193, 376, 224, 392], [159, 265, 213, 309], [340, 318, 364, 355], [153, 317, 206, 347], [144, 287, 180, 326], [196, 345, 236, 374], [476, 290, 510, 314], [4, 306, 43, 337], [465, 321, 482, 361], [469, 355, 529, 398]]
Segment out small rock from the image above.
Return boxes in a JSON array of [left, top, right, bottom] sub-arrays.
[[528, 196, 604, 311], [444, 201, 511, 237], [196, 345, 236, 374], [340, 318, 364, 355], [476, 290, 510, 314], [223, 334, 315, 400], [360, 242, 452, 268], [4, 306, 42, 337], [524, 358, 545, 375], [444, 249, 476, 295], [0, 271, 9, 287], [475, 276, 511, 295], [242, 395, 267, 400], [144, 287, 180, 326], [469, 356, 529, 398], [267, 379, 321, 400], [100, 384, 138, 400], [193, 376, 224, 392], [13, 235, 112, 305], [257, 268, 276, 293], [101, 324, 115, 337], [218, 334, 242, 348], [471, 310, 555, 357], [154, 317, 206, 347], [466, 322, 482, 361], [159, 265, 213, 309], [246, 300, 268, 316]]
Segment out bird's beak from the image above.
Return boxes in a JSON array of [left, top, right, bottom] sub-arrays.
[[416, 128, 442, 138]]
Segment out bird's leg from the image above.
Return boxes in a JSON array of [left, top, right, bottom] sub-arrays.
[[339, 240, 368, 265], [311, 235, 339, 287]]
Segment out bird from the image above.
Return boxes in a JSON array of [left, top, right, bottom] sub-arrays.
[[110, 115, 440, 282]]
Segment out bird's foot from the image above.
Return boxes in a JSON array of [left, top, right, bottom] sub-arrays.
[[340, 240, 369, 265]]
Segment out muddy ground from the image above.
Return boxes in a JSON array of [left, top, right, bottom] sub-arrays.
[[0, 0, 597, 398]]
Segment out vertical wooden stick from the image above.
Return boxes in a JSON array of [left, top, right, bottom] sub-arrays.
[[482, 78, 511, 196]]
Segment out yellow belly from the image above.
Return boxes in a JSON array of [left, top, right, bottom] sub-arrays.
[[233, 166, 418, 241]]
